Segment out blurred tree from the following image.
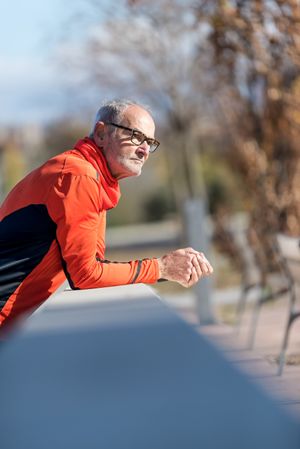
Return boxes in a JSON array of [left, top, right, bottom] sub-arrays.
[[1, 137, 26, 197], [200, 150, 246, 215], [43, 119, 89, 159], [143, 190, 176, 222], [58, 0, 212, 207], [194, 0, 300, 276]]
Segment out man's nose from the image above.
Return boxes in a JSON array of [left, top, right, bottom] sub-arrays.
[[137, 141, 150, 156]]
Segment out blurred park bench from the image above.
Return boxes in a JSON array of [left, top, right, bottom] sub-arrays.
[[230, 220, 300, 375], [276, 234, 300, 375], [0, 283, 299, 449]]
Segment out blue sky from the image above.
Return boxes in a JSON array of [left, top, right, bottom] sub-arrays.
[[0, 1, 70, 126]]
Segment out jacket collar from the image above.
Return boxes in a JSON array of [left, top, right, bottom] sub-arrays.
[[74, 137, 118, 187], [73, 137, 121, 209]]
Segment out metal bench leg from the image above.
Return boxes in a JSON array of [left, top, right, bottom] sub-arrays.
[[277, 287, 297, 376], [277, 314, 293, 376], [235, 287, 248, 334], [248, 296, 263, 350], [235, 284, 256, 335], [248, 285, 289, 351]]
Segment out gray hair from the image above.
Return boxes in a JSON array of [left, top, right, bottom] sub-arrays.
[[90, 99, 151, 135]]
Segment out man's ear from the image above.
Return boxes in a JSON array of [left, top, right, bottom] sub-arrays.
[[93, 121, 105, 146]]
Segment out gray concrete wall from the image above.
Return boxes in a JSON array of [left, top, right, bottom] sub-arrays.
[[0, 284, 299, 449]]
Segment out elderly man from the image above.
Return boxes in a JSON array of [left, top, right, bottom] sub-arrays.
[[0, 99, 213, 331]]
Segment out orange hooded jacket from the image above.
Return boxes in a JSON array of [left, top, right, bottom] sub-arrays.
[[0, 137, 159, 330]]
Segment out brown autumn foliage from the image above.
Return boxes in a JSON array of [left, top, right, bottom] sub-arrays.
[[193, 0, 300, 275], [125, 0, 300, 276]]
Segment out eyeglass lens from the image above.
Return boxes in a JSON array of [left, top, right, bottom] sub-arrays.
[[131, 130, 158, 152]]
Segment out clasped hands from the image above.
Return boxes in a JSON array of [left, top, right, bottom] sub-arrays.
[[157, 247, 213, 288]]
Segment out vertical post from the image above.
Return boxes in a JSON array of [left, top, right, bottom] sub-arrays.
[[183, 197, 215, 324]]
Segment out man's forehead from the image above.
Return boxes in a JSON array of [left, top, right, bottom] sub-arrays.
[[120, 106, 155, 139], [123, 105, 155, 130]]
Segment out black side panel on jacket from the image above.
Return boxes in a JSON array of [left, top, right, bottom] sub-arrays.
[[0, 204, 57, 309]]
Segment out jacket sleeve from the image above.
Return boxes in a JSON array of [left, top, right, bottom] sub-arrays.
[[96, 212, 106, 260], [47, 173, 159, 289]]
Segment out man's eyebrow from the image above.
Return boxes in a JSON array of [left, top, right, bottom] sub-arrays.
[[132, 128, 155, 140]]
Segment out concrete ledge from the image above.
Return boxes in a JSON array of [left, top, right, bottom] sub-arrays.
[[0, 284, 299, 449], [41, 283, 158, 308]]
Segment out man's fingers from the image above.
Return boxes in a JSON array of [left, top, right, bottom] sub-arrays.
[[192, 255, 205, 278], [192, 254, 211, 276], [196, 254, 209, 274], [197, 252, 213, 274], [179, 263, 195, 288], [186, 266, 197, 288], [157, 247, 213, 288], [185, 248, 213, 273]]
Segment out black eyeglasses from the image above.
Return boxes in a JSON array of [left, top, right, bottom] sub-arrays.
[[106, 122, 160, 153]]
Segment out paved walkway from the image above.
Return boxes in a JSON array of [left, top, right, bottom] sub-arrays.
[[164, 291, 300, 421]]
